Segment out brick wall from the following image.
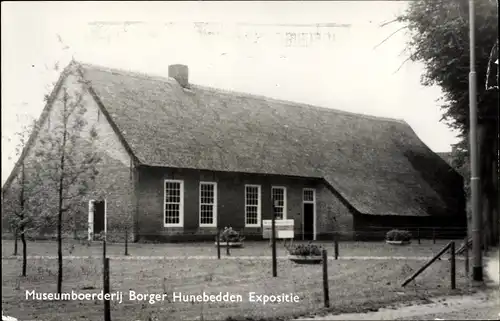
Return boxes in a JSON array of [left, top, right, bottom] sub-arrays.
[[136, 167, 353, 242], [315, 184, 354, 240]]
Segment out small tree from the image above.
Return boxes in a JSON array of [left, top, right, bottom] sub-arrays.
[[32, 64, 101, 293], [3, 122, 47, 276]]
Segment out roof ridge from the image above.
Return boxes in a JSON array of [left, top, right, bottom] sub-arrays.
[[191, 83, 408, 125], [76, 61, 175, 85], [77, 61, 408, 125]]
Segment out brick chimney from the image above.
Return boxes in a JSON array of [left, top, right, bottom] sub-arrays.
[[168, 64, 189, 88]]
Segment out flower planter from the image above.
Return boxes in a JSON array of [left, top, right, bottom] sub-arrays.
[[214, 241, 244, 248], [288, 255, 323, 264], [386, 240, 411, 245]]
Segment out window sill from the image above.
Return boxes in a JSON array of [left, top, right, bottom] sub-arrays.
[[164, 224, 184, 228]]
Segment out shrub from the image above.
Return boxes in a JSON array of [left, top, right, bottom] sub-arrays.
[[287, 243, 323, 256], [386, 229, 412, 242], [217, 227, 245, 243]]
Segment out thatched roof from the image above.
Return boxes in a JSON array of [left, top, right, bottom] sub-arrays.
[[73, 62, 462, 217]]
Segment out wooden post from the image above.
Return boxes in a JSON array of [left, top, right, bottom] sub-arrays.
[[334, 239, 339, 260], [13, 228, 18, 256], [103, 258, 111, 321], [124, 229, 129, 256], [226, 239, 230, 256], [322, 249, 330, 308], [465, 240, 469, 278], [433, 228, 436, 244], [103, 234, 107, 260], [272, 202, 277, 277], [450, 242, 456, 289], [417, 228, 421, 244], [217, 229, 221, 260]]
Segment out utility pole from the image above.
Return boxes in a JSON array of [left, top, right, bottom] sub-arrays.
[[468, 0, 483, 282], [496, 0, 500, 251]]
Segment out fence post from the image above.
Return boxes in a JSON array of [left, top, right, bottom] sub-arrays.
[[272, 203, 278, 278], [226, 239, 230, 256], [417, 228, 421, 245], [450, 242, 456, 289], [103, 257, 111, 321], [13, 228, 18, 256], [103, 233, 107, 260], [217, 229, 221, 260], [124, 229, 129, 256], [334, 238, 339, 260], [322, 249, 330, 308], [465, 240, 469, 278]]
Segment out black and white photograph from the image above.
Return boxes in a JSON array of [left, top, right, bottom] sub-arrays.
[[1, 1, 499, 320]]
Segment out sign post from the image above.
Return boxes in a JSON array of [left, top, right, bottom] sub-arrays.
[[272, 201, 277, 277]]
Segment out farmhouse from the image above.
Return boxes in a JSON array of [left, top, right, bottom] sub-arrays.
[[2, 61, 466, 242]]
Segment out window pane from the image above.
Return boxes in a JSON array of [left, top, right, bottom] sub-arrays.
[[200, 183, 215, 225], [165, 182, 181, 203], [200, 183, 214, 205], [165, 181, 181, 225], [304, 190, 314, 202], [272, 187, 285, 219], [245, 186, 260, 225], [165, 201, 180, 224], [245, 205, 258, 225], [200, 204, 213, 224]]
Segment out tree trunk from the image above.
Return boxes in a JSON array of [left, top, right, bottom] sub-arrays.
[[477, 124, 491, 249], [57, 105, 68, 295], [57, 205, 63, 294], [57, 159, 65, 294], [21, 228, 27, 277]]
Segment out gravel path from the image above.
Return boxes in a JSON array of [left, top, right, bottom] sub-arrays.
[[297, 290, 499, 320]]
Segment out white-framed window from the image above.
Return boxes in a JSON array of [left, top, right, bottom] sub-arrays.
[[164, 179, 184, 227], [245, 185, 261, 227], [271, 186, 287, 220], [199, 181, 217, 227], [303, 188, 315, 203]]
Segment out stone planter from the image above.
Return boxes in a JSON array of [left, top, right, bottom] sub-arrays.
[[288, 255, 323, 264], [214, 241, 244, 248], [386, 240, 411, 245]]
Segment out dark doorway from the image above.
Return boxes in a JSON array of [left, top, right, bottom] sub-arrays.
[[93, 200, 105, 240], [303, 203, 314, 240]]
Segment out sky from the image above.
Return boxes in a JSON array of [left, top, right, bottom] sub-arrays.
[[1, 1, 460, 184]]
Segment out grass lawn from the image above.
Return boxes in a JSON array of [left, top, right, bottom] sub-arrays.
[[1, 238, 465, 259], [1, 255, 473, 321]]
